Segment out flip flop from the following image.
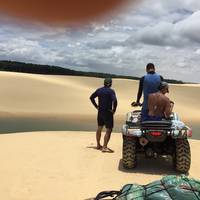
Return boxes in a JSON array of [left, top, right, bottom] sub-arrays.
[[101, 147, 114, 153]]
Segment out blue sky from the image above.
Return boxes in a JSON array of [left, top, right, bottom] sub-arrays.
[[0, 0, 200, 82]]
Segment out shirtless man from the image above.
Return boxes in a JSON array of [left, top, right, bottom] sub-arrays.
[[147, 82, 174, 121]]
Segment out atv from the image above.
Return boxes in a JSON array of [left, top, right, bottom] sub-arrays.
[[122, 108, 192, 173]]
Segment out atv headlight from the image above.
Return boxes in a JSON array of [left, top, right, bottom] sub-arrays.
[[122, 124, 128, 135], [173, 130, 180, 136]]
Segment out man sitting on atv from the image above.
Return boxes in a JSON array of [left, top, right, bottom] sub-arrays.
[[147, 82, 174, 121], [132, 63, 163, 121]]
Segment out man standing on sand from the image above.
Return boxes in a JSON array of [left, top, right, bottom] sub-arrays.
[[90, 78, 118, 153], [147, 82, 174, 121], [132, 63, 163, 121]]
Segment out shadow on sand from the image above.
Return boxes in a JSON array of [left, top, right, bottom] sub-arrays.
[[0, 114, 97, 134], [86, 156, 187, 200], [0, 114, 199, 140], [118, 155, 186, 176]]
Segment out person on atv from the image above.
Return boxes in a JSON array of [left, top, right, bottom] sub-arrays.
[[90, 78, 118, 153], [147, 81, 174, 121], [132, 63, 163, 121]]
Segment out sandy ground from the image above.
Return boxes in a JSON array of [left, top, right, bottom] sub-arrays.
[[0, 71, 199, 199], [0, 71, 199, 137], [0, 131, 199, 200]]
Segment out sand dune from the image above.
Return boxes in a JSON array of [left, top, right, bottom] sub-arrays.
[[0, 71, 199, 137], [1, 71, 199, 116], [0, 71, 200, 200]]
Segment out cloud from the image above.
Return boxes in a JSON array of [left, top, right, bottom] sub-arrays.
[[0, 0, 200, 82], [177, 11, 200, 43], [0, 36, 64, 64], [126, 10, 200, 48]]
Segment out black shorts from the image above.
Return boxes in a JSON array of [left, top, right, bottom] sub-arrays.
[[97, 111, 113, 129]]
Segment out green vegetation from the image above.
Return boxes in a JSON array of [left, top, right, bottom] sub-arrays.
[[0, 60, 184, 84]]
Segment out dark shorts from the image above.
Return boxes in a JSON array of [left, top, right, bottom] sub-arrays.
[[145, 115, 162, 121], [141, 108, 148, 122], [141, 108, 162, 121], [97, 111, 113, 129]]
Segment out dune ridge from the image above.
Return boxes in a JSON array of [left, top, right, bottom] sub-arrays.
[[0, 71, 199, 137]]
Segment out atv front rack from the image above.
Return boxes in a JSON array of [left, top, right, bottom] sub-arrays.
[[141, 121, 172, 130]]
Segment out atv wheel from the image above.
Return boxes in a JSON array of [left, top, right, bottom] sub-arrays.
[[122, 136, 137, 169], [174, 139, 191, 173]]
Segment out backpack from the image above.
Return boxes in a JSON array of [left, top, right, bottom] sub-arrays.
[[95, 175, 200, 200]]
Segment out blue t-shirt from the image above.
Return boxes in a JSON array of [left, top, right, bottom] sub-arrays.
[[90, 87, 117, 112], [143, 73, 161, 110]]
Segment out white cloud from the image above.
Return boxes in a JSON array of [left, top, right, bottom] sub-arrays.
[[0, 0, 200, 82], [176, 11, 200, 43], [0, 37, 63, 64]]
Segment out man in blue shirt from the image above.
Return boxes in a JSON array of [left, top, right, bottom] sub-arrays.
[[90, 78, 118, 152], [132, 63, 163, 121]]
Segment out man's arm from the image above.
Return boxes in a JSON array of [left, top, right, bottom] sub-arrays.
[[160, 75, 164, 81], [113, 99, 118, 113], [90, 90, 98, 109], [164, 98, 173, 119], [148, 94, 155, 116], [136, 77, 144, 103], [111, 91, 118, 113]]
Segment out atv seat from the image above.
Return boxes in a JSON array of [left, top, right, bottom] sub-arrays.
[[141, 120, 172, 130]]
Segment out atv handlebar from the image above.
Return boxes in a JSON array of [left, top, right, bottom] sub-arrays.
[[131, 101, 142, 107]]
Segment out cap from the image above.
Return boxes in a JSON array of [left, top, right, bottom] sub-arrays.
[[159, 81, 169, 92], [104, 77, 112, 86]]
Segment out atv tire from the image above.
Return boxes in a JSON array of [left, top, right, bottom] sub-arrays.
[[122, 136, 137, 169], [174, 139, 191, 173]]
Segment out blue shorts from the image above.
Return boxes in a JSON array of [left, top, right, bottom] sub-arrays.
[[145, 115, 162, 121], [141, 108, 162, 121], [141, 108, 148, 121]]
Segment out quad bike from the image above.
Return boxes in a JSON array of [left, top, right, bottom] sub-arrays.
[[122, 106, 192, 173]]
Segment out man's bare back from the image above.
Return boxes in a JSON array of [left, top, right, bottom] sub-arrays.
[[148, 92, 172, 119]]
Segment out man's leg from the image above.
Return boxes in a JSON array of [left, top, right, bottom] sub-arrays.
[[102, 112, 114, 152], [96, 126, 103, 149], [102, 128, 112, 149], [97, 112, 104, 149]]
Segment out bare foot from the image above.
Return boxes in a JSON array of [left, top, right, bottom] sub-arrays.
[[101, 147, 114, 153], [96, 145, 103, 150]]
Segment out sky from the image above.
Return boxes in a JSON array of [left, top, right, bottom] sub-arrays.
[[0, 0, 200, 82]]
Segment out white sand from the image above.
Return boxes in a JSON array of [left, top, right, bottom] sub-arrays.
[[0, 131, 199, 200], [0, 71, 199, 199], [0, 71, 199, 121]]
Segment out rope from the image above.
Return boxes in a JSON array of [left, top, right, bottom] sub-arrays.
[[143, 185, 146, 198], [185, 181, 200, 200], [95, 179, 200, 200], [160, 180, 174, 200], [94, 190, 121, 200]]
